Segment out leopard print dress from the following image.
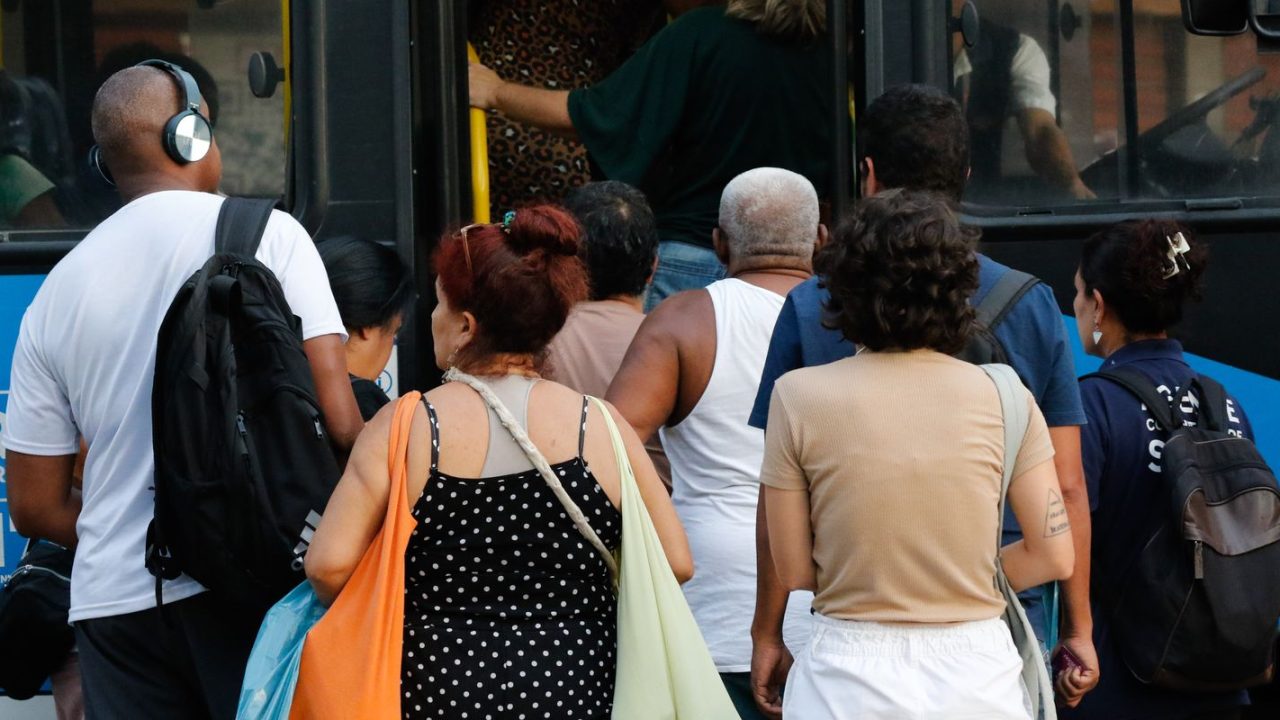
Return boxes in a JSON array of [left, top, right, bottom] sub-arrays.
[[469, 0, 664, 214]]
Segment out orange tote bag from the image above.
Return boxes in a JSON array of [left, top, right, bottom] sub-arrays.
[[290, 391, 422, 719]]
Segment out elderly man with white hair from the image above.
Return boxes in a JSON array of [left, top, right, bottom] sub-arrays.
[[607, 167, 824, 720]]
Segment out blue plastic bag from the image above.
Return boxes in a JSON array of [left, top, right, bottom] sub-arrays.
[[236, 582, 326, 720]]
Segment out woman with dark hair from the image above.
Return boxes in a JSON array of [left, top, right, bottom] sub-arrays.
[[304, 206, 692, 718], [1063, 220, 1253, 720], [318, 236, 414, 420], [760, 190, 1074, 718]]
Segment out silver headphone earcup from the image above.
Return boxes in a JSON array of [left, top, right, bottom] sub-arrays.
[[164, 111, 214, 164]]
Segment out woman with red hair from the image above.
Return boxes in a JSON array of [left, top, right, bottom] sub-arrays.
[[304, 205, 692, 718]]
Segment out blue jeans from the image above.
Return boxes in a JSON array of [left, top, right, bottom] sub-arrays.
[[644, 240, 726, 312]]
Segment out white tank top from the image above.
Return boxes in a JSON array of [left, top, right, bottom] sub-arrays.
[[660, 278, 812, 671], [662, 278, 784, 508]]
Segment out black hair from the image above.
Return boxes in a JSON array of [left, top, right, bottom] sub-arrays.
[[318, 236, 414, 331], [859, 84, 969, 202], [818, 189, 980, 354], [1079, 219, 1208, 334], [562, 181, 659, 301]]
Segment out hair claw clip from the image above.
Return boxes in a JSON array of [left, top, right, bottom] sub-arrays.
[[1163, 232, 1191, 279]]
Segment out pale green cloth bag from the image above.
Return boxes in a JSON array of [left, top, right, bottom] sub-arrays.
[[440, 371, 736, 720], [589, 397, 738, 720]]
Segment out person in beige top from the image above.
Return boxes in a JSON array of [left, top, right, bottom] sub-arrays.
[[546, 181, 658, 397], [761, 190, 1075, 719], [545, 180, 670, 483]]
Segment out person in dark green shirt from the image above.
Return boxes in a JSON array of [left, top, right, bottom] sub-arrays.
[[469, 0, 834, 311]]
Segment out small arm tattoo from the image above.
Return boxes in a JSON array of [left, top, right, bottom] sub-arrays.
[[1044, 488, 1071, 537]]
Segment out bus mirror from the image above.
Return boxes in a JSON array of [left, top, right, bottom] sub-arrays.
[[1181, 0, 1249, 36], [1250, 0, 1280, 40]]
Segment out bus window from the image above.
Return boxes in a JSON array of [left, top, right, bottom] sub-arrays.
[[959, 0, 1280, 211], [0, 0, 286, 231]]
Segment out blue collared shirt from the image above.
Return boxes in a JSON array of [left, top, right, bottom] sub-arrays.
[[749, 255, 1087, 644]]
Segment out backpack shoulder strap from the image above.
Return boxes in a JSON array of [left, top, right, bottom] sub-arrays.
[[981, 363, 1029, 539], [214, 197, 276, 257], [976, 268, 1039, 333], [1189, 373, 1227, 432], [1080, 366, 1180, 434]]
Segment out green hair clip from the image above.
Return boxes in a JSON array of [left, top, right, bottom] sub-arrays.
[[501, 210, 516, 232]]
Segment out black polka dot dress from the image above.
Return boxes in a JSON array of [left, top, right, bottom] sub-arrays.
[[402, 399, 621, 719]]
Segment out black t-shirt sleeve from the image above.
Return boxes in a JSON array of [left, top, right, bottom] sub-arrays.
[[566, 17, 698, 184], [350, 376, 391, 422]]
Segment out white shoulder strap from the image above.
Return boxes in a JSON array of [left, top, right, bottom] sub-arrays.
[[982, 362, 1030, 542], [444, 369, 618, 578], [980, 362, 1056, 720]]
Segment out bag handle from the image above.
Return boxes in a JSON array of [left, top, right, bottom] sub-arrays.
[[983, 363, 1029, 540], [443, 369, 619, 579], [387, 390, 423, 517], [982, 363, 1057, 720]]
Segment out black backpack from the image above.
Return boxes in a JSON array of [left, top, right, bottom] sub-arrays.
[[1082, 367, 1280, 690], [954, 267, 1039, 366], [0, 540, 74, 700], [149, 198, 341, 611]]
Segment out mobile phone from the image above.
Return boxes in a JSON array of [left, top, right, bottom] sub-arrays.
[[1051, 645, 1084, 678]]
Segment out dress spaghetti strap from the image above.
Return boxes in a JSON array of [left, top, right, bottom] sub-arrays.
[[422, 397, 439, 471], [577, 395, 590, 458]]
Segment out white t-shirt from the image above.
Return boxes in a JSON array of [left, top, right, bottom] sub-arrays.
[[3, 191, 346, 623], [954, 33, 1057, 114]]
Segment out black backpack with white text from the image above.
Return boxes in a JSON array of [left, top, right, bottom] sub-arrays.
[[149, 198, 340, 611]]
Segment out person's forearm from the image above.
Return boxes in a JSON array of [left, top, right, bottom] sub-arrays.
[[8, 451, 82, 549], [1059, 474, 1094, 638], [1027, 122, 1085, 193], [1000, 536, 1074, 593], [494, 84, 576, 138], [1049, 427, 1094, 639], [752, 488, 791, 643], [19, 489, 81, 549]]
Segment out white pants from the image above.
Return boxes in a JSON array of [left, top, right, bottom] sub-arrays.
[[783, 614, 1032, 720]]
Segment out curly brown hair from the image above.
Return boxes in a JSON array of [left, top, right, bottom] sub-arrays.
[[817, 190, 980, 354]]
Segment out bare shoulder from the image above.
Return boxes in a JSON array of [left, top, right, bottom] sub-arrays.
[[639, 288, 712, 341]]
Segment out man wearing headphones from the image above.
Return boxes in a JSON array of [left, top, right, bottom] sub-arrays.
[[3, 63, 363, 718]]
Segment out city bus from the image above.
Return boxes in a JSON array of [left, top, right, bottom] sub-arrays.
[[0, 0, 1277, 713]]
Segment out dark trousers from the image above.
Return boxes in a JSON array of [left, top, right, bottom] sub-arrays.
[[74, 592, 260, 720], [721, 671, 769, 720]]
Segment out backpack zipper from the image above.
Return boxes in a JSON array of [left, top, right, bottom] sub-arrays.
[[8, 565, 71, 584]]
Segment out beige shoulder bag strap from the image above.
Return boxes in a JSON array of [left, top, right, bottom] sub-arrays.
[[443, 369, 619, 578]]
